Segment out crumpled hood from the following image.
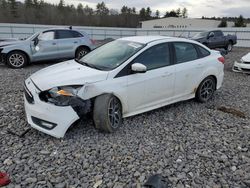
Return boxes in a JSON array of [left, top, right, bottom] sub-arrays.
[[30, 60, 109, 91], [0, 40, 22, 47], [242, 53, 250, 62]]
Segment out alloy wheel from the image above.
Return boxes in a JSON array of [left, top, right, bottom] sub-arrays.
[[77, 50, 88, 60], [9, 53, 25, 68], [200, 78, 215, 101], [108, 98, 121, 129]]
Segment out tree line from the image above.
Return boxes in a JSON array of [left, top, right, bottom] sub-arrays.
[[0, 0, 248, 28], [0, 0, 189, 27], [203, 15, 249, 27]]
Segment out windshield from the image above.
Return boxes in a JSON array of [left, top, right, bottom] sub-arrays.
[[193, 32, 209, 39], [26, 32, 39, 40], [79, 40, 145, 71]]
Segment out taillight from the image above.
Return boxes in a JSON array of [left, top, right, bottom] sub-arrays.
[[218, 56, 225, 64], [91, 39, 96, 45]]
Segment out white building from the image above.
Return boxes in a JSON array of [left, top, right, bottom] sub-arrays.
[[140, 17, 236, 29]]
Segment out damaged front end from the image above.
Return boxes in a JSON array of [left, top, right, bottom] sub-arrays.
[[233, 53, 250, 74], [39, 85, 91, 117], [24, 80, 92, 138]]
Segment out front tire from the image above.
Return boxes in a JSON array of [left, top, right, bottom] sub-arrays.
[[7, 51, 28, 69], [196, 76, 216, 103], [93, 94, 122, 133]]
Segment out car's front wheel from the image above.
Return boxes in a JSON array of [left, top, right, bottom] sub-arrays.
[[196, 76, 216, 103], [7, 51, 28, 69], [93, 94, 122, 133]]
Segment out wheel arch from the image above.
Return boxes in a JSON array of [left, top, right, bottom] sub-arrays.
[[90, 92, 125, 113], [198, 75, 217, 90], [228, 39, 233, 44], [7, 50, 30, 64]]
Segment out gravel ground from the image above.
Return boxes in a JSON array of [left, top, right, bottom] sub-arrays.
[[0, 47, 250, 188]]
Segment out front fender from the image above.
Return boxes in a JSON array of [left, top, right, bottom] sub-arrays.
[[1, 42, 32, 59]]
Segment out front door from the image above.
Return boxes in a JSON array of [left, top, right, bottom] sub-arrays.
[[127, 43, 175, 112], [31, 30, 59, 61]]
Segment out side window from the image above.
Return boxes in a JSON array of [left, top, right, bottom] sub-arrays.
[[173, 42, 199, 64], [38, 31, 55, 41], [215, 31, 223, 37], [197, 45, 210, 57], [70, 31, 83, 38], [57, 30, 74, 39], [133, 43, 171, 70]]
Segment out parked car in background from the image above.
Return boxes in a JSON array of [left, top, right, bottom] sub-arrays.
[[233, 52, 250, 74], [24, 36, 225, 138], [0, 28, 95, 68], [192, 30, 237, 52]]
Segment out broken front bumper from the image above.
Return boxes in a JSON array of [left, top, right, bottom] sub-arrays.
[[233, 61, 250, 74], [24, 79, 80, 138], [0, 51, 6, 64]]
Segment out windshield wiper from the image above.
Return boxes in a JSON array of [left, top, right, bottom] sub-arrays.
[[75, 59, 103, 70]]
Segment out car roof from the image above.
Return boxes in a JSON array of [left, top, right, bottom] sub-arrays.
[[41, 28, 77, 32], [118, 36, 198, 44], [118, 36, 173, 44]]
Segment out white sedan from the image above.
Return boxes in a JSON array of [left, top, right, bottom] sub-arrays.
[[233, 52, 250, 74], [24, 36, 225, 138]]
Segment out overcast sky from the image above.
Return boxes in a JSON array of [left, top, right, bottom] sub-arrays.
[[38, 0, 250, 18]]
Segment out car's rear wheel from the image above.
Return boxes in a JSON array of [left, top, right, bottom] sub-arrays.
[[93, 94, 122, 133], [7, 51, 28, 69], [226, 41, 233, 52], [75, 47, 90, 60], [196, 76, 216, 103]]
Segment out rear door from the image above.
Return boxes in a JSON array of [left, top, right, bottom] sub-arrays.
[[31, 30, 59, 61], [172, 42, 207, 99], [55, 30, 81, 59]]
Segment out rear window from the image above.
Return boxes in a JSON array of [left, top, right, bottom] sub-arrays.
[[197, 45, 211, 57], [173, 42, 199, 64], [57, 30, 74, 39], [70, 31, 83, 38]]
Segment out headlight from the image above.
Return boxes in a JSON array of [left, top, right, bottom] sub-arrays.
[[39, 86, 82, 106]]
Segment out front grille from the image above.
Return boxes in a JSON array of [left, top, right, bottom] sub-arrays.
[[24, 83, 34, 104]]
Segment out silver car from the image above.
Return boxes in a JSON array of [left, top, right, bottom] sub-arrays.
[[0, 28, 95, 68]]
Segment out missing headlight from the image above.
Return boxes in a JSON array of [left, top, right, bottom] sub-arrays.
[[39, 89, 91, 117]]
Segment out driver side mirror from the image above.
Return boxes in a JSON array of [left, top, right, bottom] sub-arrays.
[[33, 37, 39, 46], [131, 63, 147, 73], [208, 32, 214, 39]]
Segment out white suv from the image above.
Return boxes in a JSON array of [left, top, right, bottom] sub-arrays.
[[24, 36, 224, 138]]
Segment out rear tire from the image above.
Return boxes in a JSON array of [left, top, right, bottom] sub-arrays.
[[196, 76, 216, 103], [75, 47, 90, 60], [226, 41, 233, 52], [7, 51, 28, 69], [93, 94, 122, 133]]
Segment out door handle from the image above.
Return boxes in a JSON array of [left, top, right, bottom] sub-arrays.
[[74, 41, 78, 44], [162, 72, 173, 77], [52, 42, 57, 45], [196, 64, 203, 68]]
